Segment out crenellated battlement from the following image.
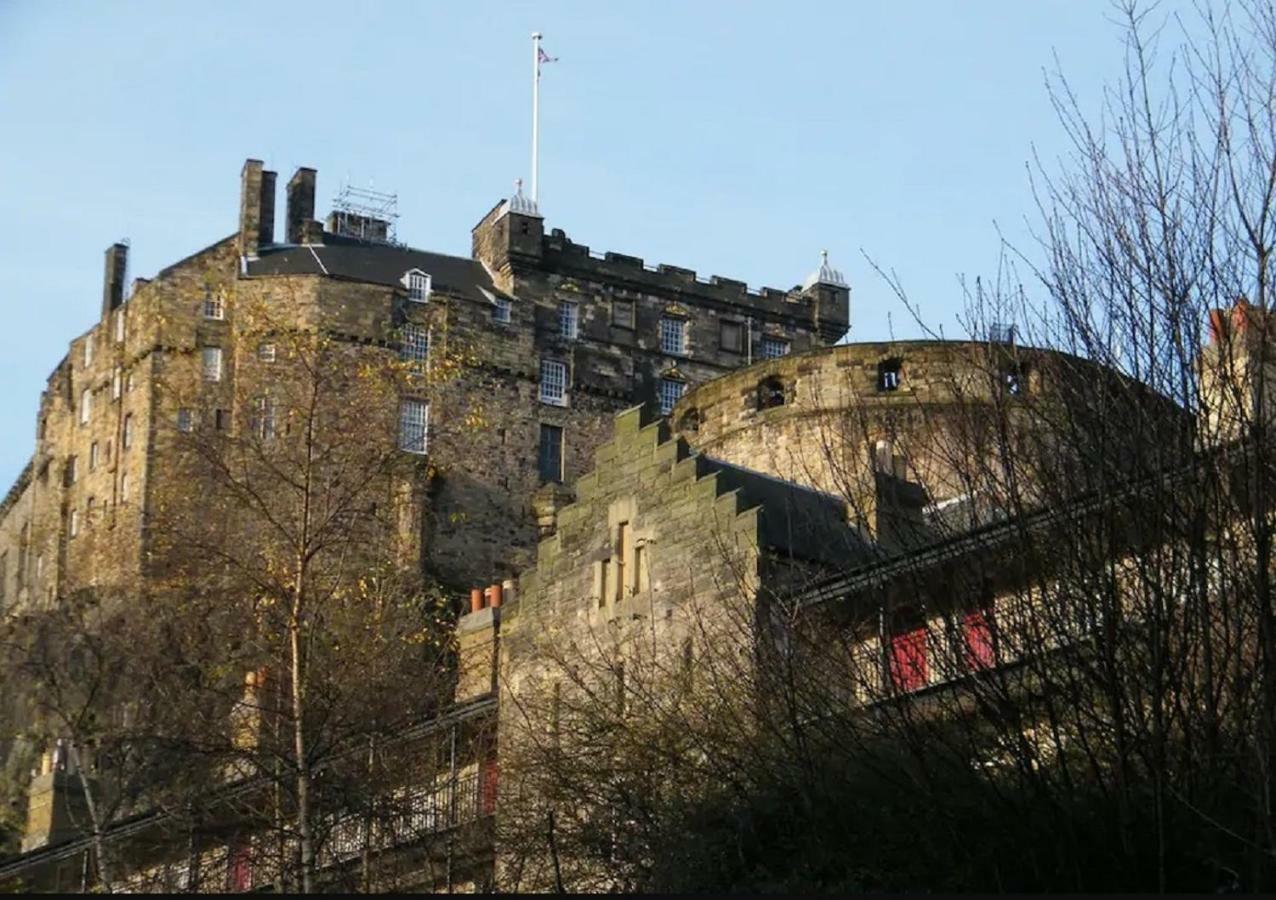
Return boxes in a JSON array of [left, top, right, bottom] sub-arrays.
[[540, 226, 830, 314]]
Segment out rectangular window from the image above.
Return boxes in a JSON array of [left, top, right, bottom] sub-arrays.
[[598, 559, 609, 608], [878, 358, 902, 392], [401, 324, 429, 370], [89, 442, 99, 471], [79, 388, 91, 425], [399, 399, 429, 453], [69, 509, 80, 538], [125, 371, 135, 393], [558, 301, 578, 340], [122, 413, 133, 449], [659, 316, 687, 355], [214, 408, 229, 431], [890, 627, 929, 692], [657, 377, 685, 415], [493, 297, 512, 325], [720, 320, 744, 353], [202, 347, 223, 382], [65, 456, 77, 486], [177, 408, 193, 433], [85, 497, 95, 526], [252, 397, 276, 441], [539, 359, 568, 406], [612, 299, 635, 330], [633, 541, 646, 595], [258, 343, 276, 363], [407, 271, 431, 302], [760, 336, 789, 359], [83, 336, 94, 368], [111, 367, 121, 400], [114, 310, 125, 343], [203, 289, 224, 320], [119, 471, 130, 504], [538, 424, 564, 483]]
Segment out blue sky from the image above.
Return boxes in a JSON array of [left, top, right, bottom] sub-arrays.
[[0, 1, 1191, 486]]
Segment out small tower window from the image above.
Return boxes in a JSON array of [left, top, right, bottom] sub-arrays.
[[677, 408, 701, 434], [258, 343, 277, 363], [757, 377, 786, 410], [878, 358, 903, 392], [1002, 363, 1027, 397]]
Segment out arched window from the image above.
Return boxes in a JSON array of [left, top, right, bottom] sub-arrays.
[[757, 376, 786, 410]]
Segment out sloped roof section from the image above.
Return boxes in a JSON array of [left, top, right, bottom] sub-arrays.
[[710, 460, 872, 568], [246, 235, 504, 301]]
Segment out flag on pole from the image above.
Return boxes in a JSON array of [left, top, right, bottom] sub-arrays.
[[537, 46, 558, 66]]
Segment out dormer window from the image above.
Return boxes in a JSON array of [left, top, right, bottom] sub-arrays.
[[405, 269, 431, 303], [493, 297, 512, 325]]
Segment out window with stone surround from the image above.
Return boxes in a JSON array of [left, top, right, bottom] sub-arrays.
[[258, 342, 277, 363], [657, 377, 685, 415], [538, 423, 564, 483], [401, 324, 429, 371], [69, 509, 80, 539], [89, 441, 99, 470], [252, 396, 277, 441], [122, 414, 134, 449], [202, 347, 223, 382], [177, 408, 194, 433], [493, 297, 512, 325], [83, 335, 94, 368], [659, 316, 687, 355], [539, 359, 568, 406], [203, 288, 225, 320], [80, 388, 91, 425], [558, 301, 579, 340], [760, 336, 789, 359], [399, 399, 429, 453], [119, 471, 130, 504], [114, 310, 126, 343], [112, 367, 122, 400]]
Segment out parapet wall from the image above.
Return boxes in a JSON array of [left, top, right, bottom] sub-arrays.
[[539, 227, 849, 342]]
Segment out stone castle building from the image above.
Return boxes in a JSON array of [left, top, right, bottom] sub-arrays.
[[0, 154, 1251, 892]]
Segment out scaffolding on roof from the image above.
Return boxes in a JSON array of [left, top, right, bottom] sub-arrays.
[[329, 183, 401, 245]]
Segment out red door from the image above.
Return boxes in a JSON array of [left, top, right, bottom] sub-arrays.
[[890, 628, 928, 692], [963, 610, 995, 670]]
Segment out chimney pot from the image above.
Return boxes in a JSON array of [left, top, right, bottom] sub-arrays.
[[470, 588, 484, 614], [489, 582, 503, 608]]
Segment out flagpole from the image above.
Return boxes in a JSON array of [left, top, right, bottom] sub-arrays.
[[531, 31, 541, 205]]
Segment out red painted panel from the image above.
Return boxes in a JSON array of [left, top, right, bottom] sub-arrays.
[[964, 610, 995, 670], [890, 628, 928, 692]]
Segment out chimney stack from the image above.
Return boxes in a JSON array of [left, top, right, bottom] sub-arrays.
[[101, 242, 128, 317], [286, 168, 317, 244], [238, 159, 276, 258]]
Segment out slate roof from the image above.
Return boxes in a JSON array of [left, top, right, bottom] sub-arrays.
[[245, 235, 505, 301]]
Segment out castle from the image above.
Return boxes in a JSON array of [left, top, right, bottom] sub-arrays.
[[0, 156, 1261, 891]]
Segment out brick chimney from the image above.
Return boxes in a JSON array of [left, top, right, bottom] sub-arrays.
[[238, 159, 277, 258], [101, 242, 128, 317], [286, 167, 317, 244]]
